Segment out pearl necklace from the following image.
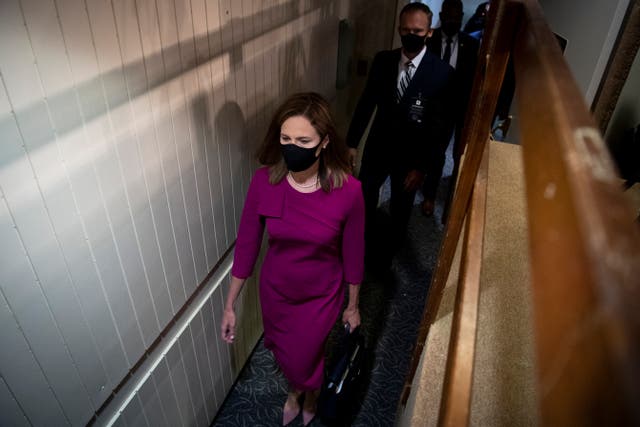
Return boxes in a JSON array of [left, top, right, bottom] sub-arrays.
[[288, 172, 318, 189]]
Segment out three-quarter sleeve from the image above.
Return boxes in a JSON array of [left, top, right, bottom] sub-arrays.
[[341, 180, 365, 285], [231, 170, 265, 279]]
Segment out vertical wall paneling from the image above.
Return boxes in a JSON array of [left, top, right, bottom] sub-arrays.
[[187, 0, 220, 272], [165, 343, 199, 426], [133, 0, 189, 312], [195, 309, 221, 413], [1, 0, 343, 424], [111, 416, 127, 427], [271, 1, 283, 106], [241, 0, 257, 181], [202, 298, 226, 411], [172, 0, 209, 284], [136, 371, 170, 427], [57, 0, 148, 365], [229, 0, 250, 219], [110, 0, 174, 330], [212, 283, 234, 393], [24, 0, 134, 399], [155, 0, 200, 301], [190, 311, 218, 417], [102, 0, 167, 344], [177, 330, 209, 426], [92, 257, 237, 426], [0, 5, 96, 422], [216, 0, 241, 245], [54, 0, 141, 378], [0, 288, 67, 426], [0, 376, 30, 427], [228, 273, 245, 373], [262, 0, 276, 130], [204, 0, 231, 254], [151, 360, 185, 427], [120, 394, 150, 427], [249, 0, 265, 160], [18, 0, 114, 407], [85, 0, 160, 349], [283, 1, 293, 95]]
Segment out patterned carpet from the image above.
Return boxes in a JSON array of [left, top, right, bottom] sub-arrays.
[[212, 156, 453, 427]]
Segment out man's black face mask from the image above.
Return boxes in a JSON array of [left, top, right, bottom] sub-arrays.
[[400, 33, 426, 53], [441, 20, 462, 37]]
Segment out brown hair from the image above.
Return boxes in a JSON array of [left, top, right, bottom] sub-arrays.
[[399, 2, 433, 27], [257, 92, 351, 192]]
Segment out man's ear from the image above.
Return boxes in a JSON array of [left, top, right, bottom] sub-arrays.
[[427, 28, 434, 38]]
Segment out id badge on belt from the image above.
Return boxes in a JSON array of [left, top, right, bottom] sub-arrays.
[[408, 92, 426, 124]]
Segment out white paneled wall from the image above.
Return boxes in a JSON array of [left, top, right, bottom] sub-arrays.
[[0, 0, 341, 425]]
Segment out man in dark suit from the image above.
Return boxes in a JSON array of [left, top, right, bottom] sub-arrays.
[[422, 0, 480, 217], [347, 2, 455, 268]]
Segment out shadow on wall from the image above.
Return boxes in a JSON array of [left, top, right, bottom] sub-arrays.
[[282, 35, 309, 97], [187, 26, 315, 372], [0, 0, 347, 425], [0, 0, 335, 169], [185, 3, 349, 384], [187, 28, 316, 247], [163, 0, 341, 281], [216, 100, 250, 242]]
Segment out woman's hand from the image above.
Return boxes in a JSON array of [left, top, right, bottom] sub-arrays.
[[221, 308, 237, 344], [342, 307, 361, 332]]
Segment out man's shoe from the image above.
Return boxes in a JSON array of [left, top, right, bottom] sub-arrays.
[[422, 199, 435, 217]]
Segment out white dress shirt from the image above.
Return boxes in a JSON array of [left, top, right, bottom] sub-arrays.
[[397, 45, 427, 86], [441, 33, 459, 69]]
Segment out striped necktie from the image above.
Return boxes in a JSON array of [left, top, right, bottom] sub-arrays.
[[397, 60, 414, 102]]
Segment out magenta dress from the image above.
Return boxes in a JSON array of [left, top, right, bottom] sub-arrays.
[[231, 167, 365, 390]]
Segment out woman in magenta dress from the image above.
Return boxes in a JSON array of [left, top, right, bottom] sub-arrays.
[[220, 92, 365, 426]]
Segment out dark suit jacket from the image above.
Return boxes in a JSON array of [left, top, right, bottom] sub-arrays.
[[347, 48, 455, 174], [427, 29, 479, 147]]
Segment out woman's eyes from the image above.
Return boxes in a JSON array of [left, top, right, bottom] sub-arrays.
[[280, 135, 312, 144]]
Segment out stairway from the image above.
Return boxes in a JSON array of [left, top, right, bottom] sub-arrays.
[[397, 141, 539, 426]]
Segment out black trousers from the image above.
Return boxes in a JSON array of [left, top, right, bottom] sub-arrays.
[[421, 148, 447, 201], [358, 157, 416, 266], [421, 130, 453, 201]]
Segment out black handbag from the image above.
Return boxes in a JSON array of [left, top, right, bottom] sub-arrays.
[[318, 324, 368, 425]]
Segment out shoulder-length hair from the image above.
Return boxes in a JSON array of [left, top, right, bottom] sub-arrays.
[[257, 92, 351, 192]]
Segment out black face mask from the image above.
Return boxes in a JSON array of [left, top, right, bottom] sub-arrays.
[[400, 33, 426, 53], [441, 21, 461, 37], [281, 143, 320, 172]]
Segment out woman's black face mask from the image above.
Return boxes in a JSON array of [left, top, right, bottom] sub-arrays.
[[281, 143, 320, 172]]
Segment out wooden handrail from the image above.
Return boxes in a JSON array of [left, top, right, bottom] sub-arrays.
[[400, 0, 518, 405], [513, 0, 640, 424], [401, 0, 640, 424], [437, 142, 489, 427]]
